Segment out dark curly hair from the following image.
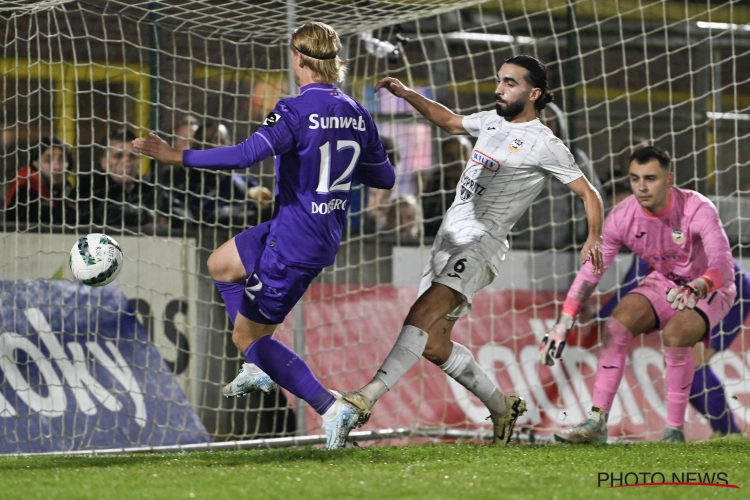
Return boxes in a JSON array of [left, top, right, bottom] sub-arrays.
[[504, 54, 554, 111]]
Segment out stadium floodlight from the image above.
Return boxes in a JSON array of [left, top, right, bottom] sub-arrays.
[[443, 32, 535, 45], [706, 111, 750, 121], [696, 21, 750, 32]]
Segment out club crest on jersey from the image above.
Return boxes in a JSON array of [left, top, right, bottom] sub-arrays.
[[672, 228, 684, 244], [508, 138, 523, 153], [263, 112, 281, 127], [471, 150, 500, 172]]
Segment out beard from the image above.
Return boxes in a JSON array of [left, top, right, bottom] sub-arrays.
[[495, 98, 525, 119]]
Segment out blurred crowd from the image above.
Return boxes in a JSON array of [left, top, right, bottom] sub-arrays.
[[2, 108, 747, 247], [1, 115, 273, 232]]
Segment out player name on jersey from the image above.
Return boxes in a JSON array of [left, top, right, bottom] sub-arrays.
[[308, 114, 367, 131], [311, 198, 348, 214]]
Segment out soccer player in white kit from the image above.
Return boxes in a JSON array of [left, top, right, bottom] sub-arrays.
[[341, 55, 606, 445], [543, 146, 736, 443]]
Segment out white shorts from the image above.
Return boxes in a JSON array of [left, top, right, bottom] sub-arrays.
[[417, 234, 497, 320]]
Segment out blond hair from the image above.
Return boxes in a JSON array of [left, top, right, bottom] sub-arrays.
[[290, 22, 347, 83]]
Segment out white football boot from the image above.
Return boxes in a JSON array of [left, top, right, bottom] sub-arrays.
[[322, 391, 361, 450], [221, 363, 278, 398]]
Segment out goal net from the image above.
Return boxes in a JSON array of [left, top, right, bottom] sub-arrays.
[[1, 0, 749, 453]]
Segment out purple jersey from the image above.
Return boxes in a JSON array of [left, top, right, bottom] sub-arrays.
[[183, 83, 394, 267]]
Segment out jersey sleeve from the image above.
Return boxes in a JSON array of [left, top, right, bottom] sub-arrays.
[[562, 207, 625, 317], [255, 100, 299, 156], [355, 114, 395, 189], [182, 100, 298, 170], [537, 135, 584, 185], [461, 111, 493, 138], [694, 200, 734, 290]]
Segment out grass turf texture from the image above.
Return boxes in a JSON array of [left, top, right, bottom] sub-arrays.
[[0, 441, 747, 499]]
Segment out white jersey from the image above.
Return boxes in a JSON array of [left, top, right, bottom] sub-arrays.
[[438, 111, 584, 272]]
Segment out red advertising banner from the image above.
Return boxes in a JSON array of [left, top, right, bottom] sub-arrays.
[[275, 285, 749, 441]]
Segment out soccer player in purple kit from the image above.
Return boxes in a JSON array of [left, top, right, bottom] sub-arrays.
[[133, 22, 395, 450]]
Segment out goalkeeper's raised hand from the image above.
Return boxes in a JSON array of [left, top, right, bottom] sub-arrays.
[[539, 313, 575, 366], [132, 132, 184, 166], [666, 278, 709, 311]]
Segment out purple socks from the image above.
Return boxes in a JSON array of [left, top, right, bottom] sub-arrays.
[[213, 279, 245, 325], [690, 364, 740, 435], [245, 336, 335, 415]]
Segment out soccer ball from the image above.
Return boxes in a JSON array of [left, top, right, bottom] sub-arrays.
[[69, 233, 124, 287]]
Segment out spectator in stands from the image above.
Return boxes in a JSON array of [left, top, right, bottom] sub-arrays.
[[4, 136, 77, 226], [362, 136, 398, 233], [421, 136, 472, 237], [184, 120, 272, 226], [383, 195, 421, 241], [173, 114, 199, 152], [84, 129, 163, 229]]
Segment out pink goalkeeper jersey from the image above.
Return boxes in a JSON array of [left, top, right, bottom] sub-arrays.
[[563, 186, 734, 316]]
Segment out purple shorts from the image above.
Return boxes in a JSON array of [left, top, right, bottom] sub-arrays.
[[630, 272, 736, 340], [707, 267, 750, 351], [235, 222, 322, 325]]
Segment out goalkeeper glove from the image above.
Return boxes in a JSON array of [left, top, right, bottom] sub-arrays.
[[539, 313, 575, 366], [666, 278, 708, 311]]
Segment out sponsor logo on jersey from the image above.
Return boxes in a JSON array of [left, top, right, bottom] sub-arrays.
[[471, 150, 500, 172], [672, 228, 684, 244], [263, 112, 281, 127], [508, 138, 523, 153], [311, 199, 348, 214], [459, 169, 487, 201], [648, 253, 687, 264], [309, 114, 366, 131]]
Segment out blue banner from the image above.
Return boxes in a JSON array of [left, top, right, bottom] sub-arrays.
[[0, 280, 211, 453]]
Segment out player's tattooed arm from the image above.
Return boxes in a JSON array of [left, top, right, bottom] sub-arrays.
[[374, 77, 467, 135]]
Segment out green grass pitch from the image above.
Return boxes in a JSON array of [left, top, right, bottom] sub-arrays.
[[1, 441, 747, 499]]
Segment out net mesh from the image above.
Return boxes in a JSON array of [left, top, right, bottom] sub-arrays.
[[1, 0, 749, 452]]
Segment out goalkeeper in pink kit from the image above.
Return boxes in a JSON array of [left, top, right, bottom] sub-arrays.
[[541, 146, 736, 443]]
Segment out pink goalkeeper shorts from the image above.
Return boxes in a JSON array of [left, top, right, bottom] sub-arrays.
[[629, 271, 736, 336]]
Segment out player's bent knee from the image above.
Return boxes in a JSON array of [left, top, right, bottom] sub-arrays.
[[207, 247, 244, 282], [206, 250, 226, 280], [405, 285, 460, 329], [662, 327, 694, 348]]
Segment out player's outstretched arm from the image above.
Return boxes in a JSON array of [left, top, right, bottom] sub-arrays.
[[375, 77, 466, 135], [566, 176, 604, 273], [132, 132, 183, 166]]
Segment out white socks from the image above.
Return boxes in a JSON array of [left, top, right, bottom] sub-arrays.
[[243, 362, 262, 374], [359, 325, 428, 406], [440, 342, 507, 417], [359, 332, 507, 418]]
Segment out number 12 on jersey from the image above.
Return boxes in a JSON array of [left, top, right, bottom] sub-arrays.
[[316, 140, 361, 194]]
